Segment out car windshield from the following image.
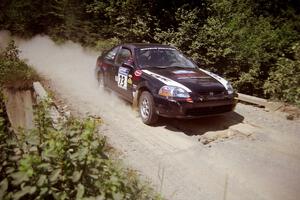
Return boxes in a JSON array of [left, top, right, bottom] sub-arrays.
[[136, 47, 197, 69]]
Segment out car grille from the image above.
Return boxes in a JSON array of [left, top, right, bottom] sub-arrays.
[[185, 105, 233, 116], [198, 91, 225, 96], [195, 90, 227, 102]]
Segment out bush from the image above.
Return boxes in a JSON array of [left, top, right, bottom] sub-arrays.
[[94, 38, 121, 52], [0, 100, 161, 200], [264, 43, 300, 106], [0, 40, 39, 89], [0, 91, 10, 137]]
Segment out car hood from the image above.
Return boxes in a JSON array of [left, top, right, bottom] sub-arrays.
[[143, 68, 227, 93]]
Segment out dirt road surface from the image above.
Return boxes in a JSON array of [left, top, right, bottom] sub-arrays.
[[4, 33, 300, 200]]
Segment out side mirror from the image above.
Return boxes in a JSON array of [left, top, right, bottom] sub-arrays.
[[101, 50, 108, 56]]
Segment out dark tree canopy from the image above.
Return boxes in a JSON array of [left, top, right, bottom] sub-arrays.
[[1, 0, 299, 105]]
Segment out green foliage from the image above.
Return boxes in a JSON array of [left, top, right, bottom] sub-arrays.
[[86, 0, 157, 43], [94, 38, 121, 52], [0, 40, 39, 89], [264, 43, 300, 105], [0, 99, 161, 200], [155, 0, 300, 103], [0, 0, 65, 37], [0, 91, 10, 138], [1, 0, 300, 103]]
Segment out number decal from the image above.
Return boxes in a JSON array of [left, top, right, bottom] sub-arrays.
[[117, 67, 129, 90], [118, 74, 127, 89]]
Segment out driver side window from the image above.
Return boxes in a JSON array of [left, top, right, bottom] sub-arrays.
[[105, 47, 119, 62], [116, 48, 132, 65]]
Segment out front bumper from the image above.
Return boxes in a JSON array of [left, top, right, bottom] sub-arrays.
[[153, 94, 238, 118]]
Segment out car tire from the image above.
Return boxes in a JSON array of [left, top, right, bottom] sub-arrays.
[[139, 91, 158, 125]]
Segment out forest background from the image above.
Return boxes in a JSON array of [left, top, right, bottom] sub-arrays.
[[1, 0, 299, 105]]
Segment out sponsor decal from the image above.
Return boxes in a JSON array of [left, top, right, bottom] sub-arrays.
[[134, 70, 143, 77], [127, 78, 132, 84], [142, 70, 192, 92], [119, 67, 130, 75]]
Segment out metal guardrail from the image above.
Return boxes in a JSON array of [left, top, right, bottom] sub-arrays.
[[33, 82, 49, 101], [237, 93, 284, 111], [237, 93, 268, 107], [33, 82, 62, 127], [32, 83, 284, 115]]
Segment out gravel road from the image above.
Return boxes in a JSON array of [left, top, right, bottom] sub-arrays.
[[5, 33, 299, 200]]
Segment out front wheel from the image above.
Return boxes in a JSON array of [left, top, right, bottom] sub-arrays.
[[139, 91, 158, 125]]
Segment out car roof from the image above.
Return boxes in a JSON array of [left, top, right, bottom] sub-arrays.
[[122, 43, 176, 50]]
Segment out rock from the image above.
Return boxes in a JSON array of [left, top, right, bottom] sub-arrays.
[[286, 115, 294, 120]]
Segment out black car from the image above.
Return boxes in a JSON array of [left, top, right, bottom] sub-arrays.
[[95, 43, 238, 125]]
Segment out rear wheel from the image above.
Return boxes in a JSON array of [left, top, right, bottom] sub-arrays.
[[139, 91, 158, 125], [96, 70, 105, 88]]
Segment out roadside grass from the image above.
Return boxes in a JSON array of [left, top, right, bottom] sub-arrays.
[[0, 41, 162, 200]]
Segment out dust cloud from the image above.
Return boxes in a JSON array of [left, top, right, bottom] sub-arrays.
[[0, 30, 137, 121]]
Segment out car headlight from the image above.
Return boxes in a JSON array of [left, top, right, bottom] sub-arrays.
[[226, 82, 234, 94], [159, 86, 190, 98]]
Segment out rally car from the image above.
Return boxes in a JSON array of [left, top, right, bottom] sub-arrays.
[[95, 43, 238, 125]]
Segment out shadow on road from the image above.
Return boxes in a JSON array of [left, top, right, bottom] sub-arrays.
[[111, 93, 244, 136], [155, 111, 245, 136]]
